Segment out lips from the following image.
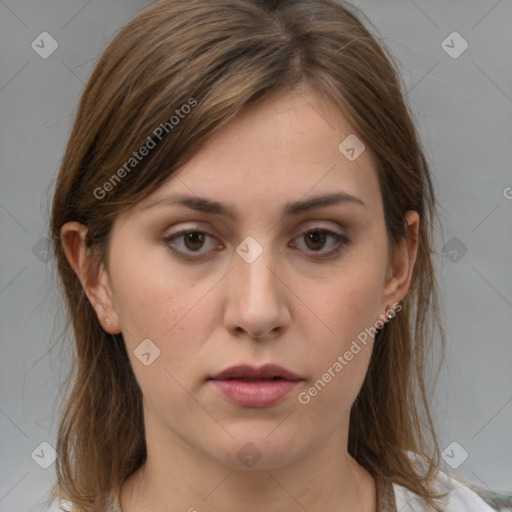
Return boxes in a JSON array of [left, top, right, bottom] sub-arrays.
[[208, 363, 302, 407], [210, 363, 301, 381]]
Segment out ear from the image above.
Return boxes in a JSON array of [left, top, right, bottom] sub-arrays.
[[378, 210, 420, 319], [60, 221, 121, 334]]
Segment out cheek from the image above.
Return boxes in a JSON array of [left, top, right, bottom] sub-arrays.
[[296, 297, 375, 424], [300, 262, 384, 351], [292, 255, 385, 407], [112, 266, 218, 415], [109, 240, 205, 338], [109, 250, 222, 385]]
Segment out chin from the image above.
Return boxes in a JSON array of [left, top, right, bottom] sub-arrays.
[[208, 430, 307, 471]]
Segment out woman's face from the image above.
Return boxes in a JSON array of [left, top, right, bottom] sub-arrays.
[[64, 87, 418, 471]]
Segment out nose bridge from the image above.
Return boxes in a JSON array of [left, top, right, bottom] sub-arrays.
[[235, 236, 279, 302]]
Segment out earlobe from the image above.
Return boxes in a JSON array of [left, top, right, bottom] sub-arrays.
[[60, 221, 121, 334], [96, 264, 121, 333]]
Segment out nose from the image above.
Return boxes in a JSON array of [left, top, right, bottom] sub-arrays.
[[223, 246, 291, 341]]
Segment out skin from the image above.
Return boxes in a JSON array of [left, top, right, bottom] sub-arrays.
[[61, 85, 419, 512]]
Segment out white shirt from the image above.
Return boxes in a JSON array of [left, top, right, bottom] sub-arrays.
[[393, 469, 500, 511]]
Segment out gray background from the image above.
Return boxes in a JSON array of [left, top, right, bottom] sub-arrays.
[[1, 0, 511, 510]]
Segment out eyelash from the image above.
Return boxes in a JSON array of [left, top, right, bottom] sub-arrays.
[[162, 227, 350, 261]]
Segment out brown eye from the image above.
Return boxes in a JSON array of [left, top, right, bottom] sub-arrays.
[[163, 229, 221, 260], [292, 228, 350, 258], [183, 232, 206, 251], [304, 231, 328, 251]]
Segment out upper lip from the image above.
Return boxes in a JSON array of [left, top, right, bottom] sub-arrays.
[[210, 363, 301, 381]]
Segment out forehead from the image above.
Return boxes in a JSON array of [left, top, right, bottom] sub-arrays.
[[135, 87, 382, 220]]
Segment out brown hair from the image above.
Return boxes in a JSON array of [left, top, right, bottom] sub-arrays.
[[47, 0, 449, 510]]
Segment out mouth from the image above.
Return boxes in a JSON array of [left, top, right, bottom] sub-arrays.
[[208, 364, 302, 408], [209, 363, 301, 381]]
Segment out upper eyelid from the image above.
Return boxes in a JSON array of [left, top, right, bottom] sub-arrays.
[[165, 223, 346, 241], [165, 219, 347, 237]]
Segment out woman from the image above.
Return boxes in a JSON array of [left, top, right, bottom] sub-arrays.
[[46, 0, 506, 510]]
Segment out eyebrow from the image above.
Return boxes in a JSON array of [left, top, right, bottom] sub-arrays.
[[142, 191, 366, 218]]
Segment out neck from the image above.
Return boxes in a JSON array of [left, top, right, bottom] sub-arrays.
[[120, 416, 376, 512]]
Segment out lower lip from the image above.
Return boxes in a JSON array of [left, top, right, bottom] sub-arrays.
[[209, 378, 301, 407]]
